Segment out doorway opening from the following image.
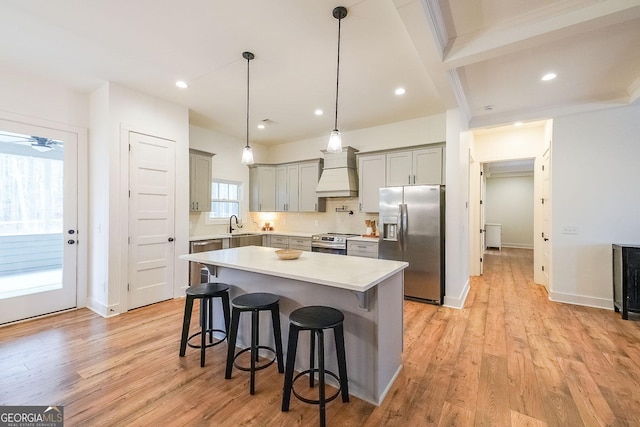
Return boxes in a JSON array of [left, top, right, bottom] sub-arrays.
[[482, 159, 535, 255]]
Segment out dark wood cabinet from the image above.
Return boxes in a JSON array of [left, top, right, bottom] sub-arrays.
[[612, 244, 640, 320]]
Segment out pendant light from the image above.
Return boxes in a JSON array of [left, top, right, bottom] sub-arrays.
[[327, 6, 348, 153], [241, 51, 255, 165]]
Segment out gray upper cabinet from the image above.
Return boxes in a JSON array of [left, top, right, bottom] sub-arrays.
[[358, 154, 386, 213], [252, 160, 325, 213], [276, 164, 299, 212], [298, 161, 325, 212], [386, 147, 443, 186], [249, 165, 276, 212], [189, 150, 213, 212]]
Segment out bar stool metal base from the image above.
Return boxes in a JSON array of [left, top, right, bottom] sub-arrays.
[[179, 282, 231, 368], [232, 346, 278, 372], [291, 368, 341, 405], [225, 292, 284, 395], [282, 306, 349, 427]]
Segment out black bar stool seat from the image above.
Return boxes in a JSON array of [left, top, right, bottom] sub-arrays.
[[282, 306, 349, 427], [225, 292, 285, 395], [179, 282, 231, 367]]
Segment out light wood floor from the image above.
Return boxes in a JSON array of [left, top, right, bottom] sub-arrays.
[[1, 248, 640, 426]]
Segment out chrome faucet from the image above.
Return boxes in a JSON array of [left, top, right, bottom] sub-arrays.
[[229, 215, 239, 233]]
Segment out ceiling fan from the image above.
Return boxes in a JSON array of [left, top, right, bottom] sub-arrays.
[[0, 131, 63, 152]]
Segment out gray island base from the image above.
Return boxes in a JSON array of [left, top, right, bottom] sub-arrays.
[[180, 246, 408, 405]]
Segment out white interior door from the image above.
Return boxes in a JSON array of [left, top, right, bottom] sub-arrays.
[[128, 132, 175, 309], [0, 120, 78, 324], [541, 148, 551, 291]]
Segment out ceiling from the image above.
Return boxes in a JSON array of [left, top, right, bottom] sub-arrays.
[[1, 0, 639, 146]]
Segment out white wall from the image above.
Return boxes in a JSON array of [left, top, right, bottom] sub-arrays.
[[88, 82, 189, 316], [469, 123, 547, 280], [268, 115, 447, 163], [485, 176, 534, 248], [551, 104, 640, 309], [0, 68, 89, 127], [444, 109, 471, 308]]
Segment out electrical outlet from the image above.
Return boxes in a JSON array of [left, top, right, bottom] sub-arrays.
[[314, 220, 319, 226], [561, 225, 579, 234]]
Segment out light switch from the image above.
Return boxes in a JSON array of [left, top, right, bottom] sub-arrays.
[[561, 226, 579, 234]]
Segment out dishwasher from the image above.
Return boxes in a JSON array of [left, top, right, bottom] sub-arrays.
[[189, 239, 223, 286]]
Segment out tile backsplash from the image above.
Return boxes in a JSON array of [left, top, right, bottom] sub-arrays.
[[190, 197, 379, 236]]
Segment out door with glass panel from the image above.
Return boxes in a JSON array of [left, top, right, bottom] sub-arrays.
[[0, 121, 77, 325]]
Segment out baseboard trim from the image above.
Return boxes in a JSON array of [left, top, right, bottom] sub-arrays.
[[86, 298, 121, 318], [443, 278, 470, 309], [548, 291, 613, 310]]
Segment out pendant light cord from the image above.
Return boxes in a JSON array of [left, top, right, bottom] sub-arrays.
[[334, 16, 342, 131], [246, 55, 250, 148]]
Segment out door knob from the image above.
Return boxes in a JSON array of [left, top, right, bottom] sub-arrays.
[[68, 229, 75, 234], [168, 237, 174, 242], [68, 240, 76, 245]]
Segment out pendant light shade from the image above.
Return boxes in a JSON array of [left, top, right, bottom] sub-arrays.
[[241, 51, 255, 165], [327, 6, 347, 153]]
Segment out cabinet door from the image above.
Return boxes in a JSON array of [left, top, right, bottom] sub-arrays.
[[286, 164, 299, 212], [413, 147, 443, 185], [250, 166, 276, 212], [386, 151, 412, 186], [276, 165, 287, 212], [260, 167, 276, 212], [299, 162, 324, 212], [189, 152, 212, 212], [359, 155, 386, 213]]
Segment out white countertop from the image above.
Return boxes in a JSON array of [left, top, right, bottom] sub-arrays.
[[180, 246, 407, 292], [189, 231, 315, 242]]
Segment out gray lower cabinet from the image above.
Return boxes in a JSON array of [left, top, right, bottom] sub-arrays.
[[269, 235, 290, 249], [288, 237, 312, 251], [229, 234, 263, 248], [347, 240, 378, 258], [267, 235, 311, 251]]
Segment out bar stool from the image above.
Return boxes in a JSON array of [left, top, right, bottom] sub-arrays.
[[281, 306, 349, 427], [179, 282, 231, 367], [225, 292, 284, 395]]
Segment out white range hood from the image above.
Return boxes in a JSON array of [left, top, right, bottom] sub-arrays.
[[315, 146, 359, 198]]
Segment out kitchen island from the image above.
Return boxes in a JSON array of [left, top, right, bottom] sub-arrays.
[[179, 246, 408, 405]]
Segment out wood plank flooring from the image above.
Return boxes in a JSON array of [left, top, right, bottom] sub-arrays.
[[1, 248, 640, 426]]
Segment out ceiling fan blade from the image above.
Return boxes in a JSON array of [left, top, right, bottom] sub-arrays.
[[0, 131, 35, 143]]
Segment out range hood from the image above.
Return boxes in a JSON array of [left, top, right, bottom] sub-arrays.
[[316, 146, 359, 198]]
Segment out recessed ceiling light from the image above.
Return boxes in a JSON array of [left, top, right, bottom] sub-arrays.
[[541, 73, 556, 81], [257, 124, 265, 129], [514, 121, 523, 126], [314, 109, 324, 116], [394, 87, 406, 96], [175, 80, 189, 89]]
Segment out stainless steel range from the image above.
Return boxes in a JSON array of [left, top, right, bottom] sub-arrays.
[[311, 232, 359, 255]]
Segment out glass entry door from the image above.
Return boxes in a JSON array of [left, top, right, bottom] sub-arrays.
[[0, 121, 78, 325]]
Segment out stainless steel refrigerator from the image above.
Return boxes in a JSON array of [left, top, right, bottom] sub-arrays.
[[379, 185, 445, 304]]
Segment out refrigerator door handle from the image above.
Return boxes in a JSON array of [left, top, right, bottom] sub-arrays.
[[401, 203, 408, 252]]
